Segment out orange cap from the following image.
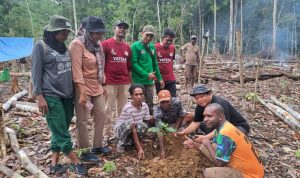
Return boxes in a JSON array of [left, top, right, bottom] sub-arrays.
[[158, 90, 171, 102]]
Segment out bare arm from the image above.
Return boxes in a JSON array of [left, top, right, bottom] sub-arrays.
[[201, 138, 226, 167], [177, 121, 201, 136]]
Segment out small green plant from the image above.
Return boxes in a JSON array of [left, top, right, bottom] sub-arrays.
[[102, 161, 117, 173], [75, 148, 89, 157], [245, 92, 257, 101], [148, 121, 176, 136], [296, 150, 300, 158]]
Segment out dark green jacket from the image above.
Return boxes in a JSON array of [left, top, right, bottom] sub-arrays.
[[131, 41, 162, 85]]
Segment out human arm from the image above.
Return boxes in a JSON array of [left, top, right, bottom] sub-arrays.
[[176, 121, 201, 136], [69, 41, 88, 104], [201, 138, 226, 166], [31, 41, 48, 114]]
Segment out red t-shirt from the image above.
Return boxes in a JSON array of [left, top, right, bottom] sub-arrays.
[[155, 43, 176, 81], [101, 38, 131, 84]]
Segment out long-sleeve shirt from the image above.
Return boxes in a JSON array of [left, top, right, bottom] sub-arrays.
[[31, 40, 73, 98], [131, 41, 162, 85], [69, 39, 104, 96]]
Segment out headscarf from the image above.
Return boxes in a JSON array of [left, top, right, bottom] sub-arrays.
[[43, 30, 67, 54], [77, 31, 105, 84]]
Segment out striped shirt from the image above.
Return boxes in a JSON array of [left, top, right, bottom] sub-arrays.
[[115, 102, 150, 127]]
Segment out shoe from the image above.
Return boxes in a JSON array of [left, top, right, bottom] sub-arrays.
[[79, 153, 100, 162], [69, 163, 88, 176], [90, 147, 111, 155], [116, 143, 125, 153], [49, 164, 68, 175]]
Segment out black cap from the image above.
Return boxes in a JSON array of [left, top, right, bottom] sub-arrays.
[[114, 20, 129, 29], [85, 16, 106, 33], [190, 85, 212, 96]]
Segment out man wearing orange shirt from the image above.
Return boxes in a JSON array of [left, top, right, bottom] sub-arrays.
[[184, 103, 264, 178]]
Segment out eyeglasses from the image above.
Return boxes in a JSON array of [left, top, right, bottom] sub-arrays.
[[145, 34, 154, 38]]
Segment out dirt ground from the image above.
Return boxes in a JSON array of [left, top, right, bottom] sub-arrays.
[[0, 57, 300, 177]]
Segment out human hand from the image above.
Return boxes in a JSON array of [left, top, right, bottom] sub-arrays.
[[160, 81, 165, 89], [36, 95, 48, 115], [194, 135, 206, 143], [79, 91, 88, 104], [183, 136, 194, 149], [148, 72, 156, 80], [201, 138, 211, 147], [137, 148, 145, 160], [175, 130, 185, 137]]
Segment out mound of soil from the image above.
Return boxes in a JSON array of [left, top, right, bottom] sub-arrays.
[[139, 135, 214, 178]]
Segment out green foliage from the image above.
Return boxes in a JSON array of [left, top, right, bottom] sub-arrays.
[[296, 150, 300, 158], [245, 92, 257, 101], [75, 148, 89, 157], [102, 161, 117, 173], [148, 121, 176, 135]]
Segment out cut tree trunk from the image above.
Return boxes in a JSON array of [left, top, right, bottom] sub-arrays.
[[0, 103, 6, 157], [270, 96, 300, 121], [11, 101, 40, 115], [2, 90, 28, 112], [5, 127, 49, 178], [257, 96, 300, 130], [0, 165, 24, 178], [10, 72, 31, 77]]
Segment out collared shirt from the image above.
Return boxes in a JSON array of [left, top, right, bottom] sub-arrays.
[[69, 39, 104, 96]]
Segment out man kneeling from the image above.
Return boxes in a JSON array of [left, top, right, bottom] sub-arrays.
[[154, 90, 193, 159], [114, 84, 150, 159], [184, 103, 264, 178]]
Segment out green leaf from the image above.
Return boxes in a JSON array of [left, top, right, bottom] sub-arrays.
[[148, 127, 160, 133], [296, 150, 300, 158], [102, 161, 117, 173], [165, 127, 176, 133]]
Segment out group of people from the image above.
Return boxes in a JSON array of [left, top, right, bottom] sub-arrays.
[[31, 15, 264, 177]]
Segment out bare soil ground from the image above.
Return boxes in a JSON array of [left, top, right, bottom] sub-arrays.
[[0, 57, 300, 177]]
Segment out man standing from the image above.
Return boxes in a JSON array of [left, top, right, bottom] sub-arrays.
[[131, 25, 164, 115], [180, 35, 200, 91], [101, 20, 132, 142], [177, 85, 250, 142], [155, 28, 177, 97], [184, 103, 264, 178]]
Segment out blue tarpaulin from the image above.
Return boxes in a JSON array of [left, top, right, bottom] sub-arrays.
[[0, 37, 34, 62]]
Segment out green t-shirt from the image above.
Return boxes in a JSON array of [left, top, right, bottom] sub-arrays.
[[131, 41, 162, 85]]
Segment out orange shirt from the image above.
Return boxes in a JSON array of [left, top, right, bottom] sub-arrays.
[[216, 122, 264, 178], [69, 39, 103, 96]]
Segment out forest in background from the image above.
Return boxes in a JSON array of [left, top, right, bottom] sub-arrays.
[[0, 0, 299, 58]]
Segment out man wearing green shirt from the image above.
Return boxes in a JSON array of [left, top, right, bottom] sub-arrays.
[[131, 25, 165, 115]]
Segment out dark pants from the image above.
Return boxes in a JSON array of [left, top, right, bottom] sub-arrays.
[[144, 85, 154, 115], [155, 80, 176, 97], [45, 96, 74, 155]]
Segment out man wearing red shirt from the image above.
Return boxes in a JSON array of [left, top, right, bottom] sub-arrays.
[[155, 28, 177, 97], [101, 20, 131, 142]]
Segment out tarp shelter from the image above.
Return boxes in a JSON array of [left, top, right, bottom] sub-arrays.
[[0, 37, 34, 62]]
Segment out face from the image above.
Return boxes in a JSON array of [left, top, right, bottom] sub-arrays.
[[162, 35, 174, 48], [194, 93, 212, 107], [55, 29, 70, 42], [159, 100, 171, 111], [203, 107, 221, 129], [191, 38, 197, 44], [90, 32, 105, 43], [114, 25, 127, 38], [131, 88, 144, 104], [142, 32, 154, 44]]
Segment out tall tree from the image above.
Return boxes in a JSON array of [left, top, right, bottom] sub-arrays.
[[213, 0, 217, 53], [229, 0, 234, 53], [272, 0, 277, 56]]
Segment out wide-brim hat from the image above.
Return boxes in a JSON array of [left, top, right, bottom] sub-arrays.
[[115, 20, 129, 29], [46, 15, 74, 32], [86, 16, 106, 33], [190, 85, 212, 96]]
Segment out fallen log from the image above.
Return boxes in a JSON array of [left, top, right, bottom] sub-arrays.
[[0, 164, 24, 178], [11, 101, 41, 115], [270, 96, 300, 121], [10, 72, 31, 77], [202, 73, 284, 83], [257, 96, 300, 130], [2, 90, 28, 112], [12, 111, 32, 117], [5, 127, 49, 178], [0, 103, 6, 157]]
